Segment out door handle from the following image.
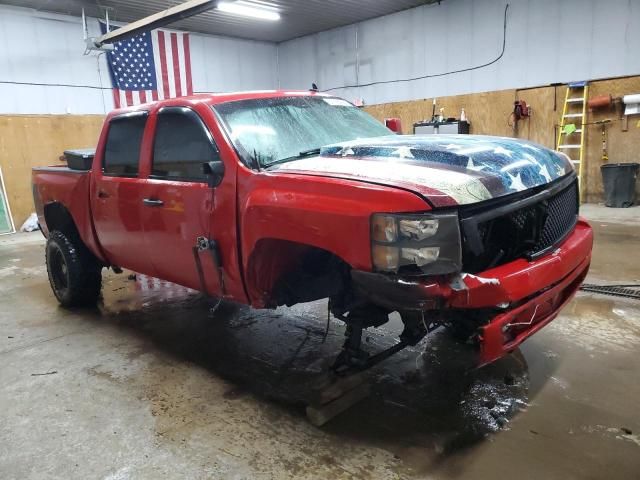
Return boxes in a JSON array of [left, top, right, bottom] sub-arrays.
[[97, 190, 109, 199], [142, 198, 164, 207]]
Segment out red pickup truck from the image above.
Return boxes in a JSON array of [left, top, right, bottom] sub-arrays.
[[32, 91, 593, 374]]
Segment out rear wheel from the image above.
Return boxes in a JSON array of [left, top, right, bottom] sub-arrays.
[[45, 230, 102, 307]]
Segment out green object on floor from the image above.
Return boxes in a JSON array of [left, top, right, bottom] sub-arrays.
[[0, 168, 13, 234]]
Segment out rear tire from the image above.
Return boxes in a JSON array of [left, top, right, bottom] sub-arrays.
[[45, 230, 102, 307]]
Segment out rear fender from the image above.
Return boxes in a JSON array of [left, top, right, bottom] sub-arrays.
[[32, 169, 107, 264], [43, 202, 77, 238], [42, 202, 106, 265]]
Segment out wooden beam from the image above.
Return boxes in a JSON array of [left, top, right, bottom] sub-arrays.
[[95, 0, 216, 46]]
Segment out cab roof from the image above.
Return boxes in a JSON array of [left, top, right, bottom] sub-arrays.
[[111, 90, 332, 116]]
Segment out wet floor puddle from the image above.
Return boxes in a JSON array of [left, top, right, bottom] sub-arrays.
[[96, 270, 533, 464]]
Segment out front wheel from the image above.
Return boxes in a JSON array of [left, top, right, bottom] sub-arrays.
[[45, 230, 102, 307]]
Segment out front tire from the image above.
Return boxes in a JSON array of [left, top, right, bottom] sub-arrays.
[[45, 230, 102, 307]]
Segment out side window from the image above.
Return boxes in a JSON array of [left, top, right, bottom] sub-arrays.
[[103, 113, 147, 176], [152, 107, 220, 182]]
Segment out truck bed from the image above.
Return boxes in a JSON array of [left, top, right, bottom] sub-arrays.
[[32, 165, 105, 262]]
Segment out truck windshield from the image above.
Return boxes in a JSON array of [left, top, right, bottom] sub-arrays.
[[213, 96, 391, 169]]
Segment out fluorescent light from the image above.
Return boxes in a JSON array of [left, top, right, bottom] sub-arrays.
[[217, 2, 280, 21]]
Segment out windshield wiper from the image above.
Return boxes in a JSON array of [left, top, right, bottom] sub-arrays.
[[298, 148, 321, 157], [252, 148, 262, 171], [267, 148, 321, 168]]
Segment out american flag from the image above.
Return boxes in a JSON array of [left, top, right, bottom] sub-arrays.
[[101, 23, 193, 108]]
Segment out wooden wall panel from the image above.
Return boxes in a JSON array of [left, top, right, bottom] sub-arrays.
[[365, 90, 516, 138], [0, 115, 104, 227], [365, 76, 640, 203], [581, 77, 640, 203], [513, 85, 560, 149]]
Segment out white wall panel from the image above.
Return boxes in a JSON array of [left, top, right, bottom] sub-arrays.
[[1, 0, 639, 113], [0, 6, 110, 114], [0, 5, 278, 114], [278, 0, 640, 105], [189, 31, 277, 94]]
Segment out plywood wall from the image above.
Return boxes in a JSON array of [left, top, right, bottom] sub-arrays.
[[0, 115, 104, 227], [365, 89, 516, 139], [365, 76, 640, 203]]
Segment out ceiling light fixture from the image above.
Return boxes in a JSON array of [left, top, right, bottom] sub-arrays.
[[217, 2, 280, 21]]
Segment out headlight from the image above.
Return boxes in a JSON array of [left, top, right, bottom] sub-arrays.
[[372, 215, 398, 242], [371, 212, 461, 275], [399, 218, 439, 240]]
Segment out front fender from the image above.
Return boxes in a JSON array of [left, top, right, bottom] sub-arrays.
[[238, 170, 429, 306]]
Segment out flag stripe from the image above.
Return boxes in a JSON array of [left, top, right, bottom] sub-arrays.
[[158, 30, 171, 100], [183, 34, 193, 95], [151, 31, 164, 100], [139, 90, 147, 103], [112, 89, 121, 109], [177, 34, 188, 97], [171, 33, 182, 97], [165, 33, 176, 98], [125, 90, 134, 106]]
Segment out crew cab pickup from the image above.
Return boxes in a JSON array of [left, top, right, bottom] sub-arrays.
[[32, 91, 593, 373]]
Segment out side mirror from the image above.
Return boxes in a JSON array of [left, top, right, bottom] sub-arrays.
[[202, 161, 225, 187]]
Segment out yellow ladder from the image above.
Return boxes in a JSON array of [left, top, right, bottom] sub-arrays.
[[557, 81, 588, 202]]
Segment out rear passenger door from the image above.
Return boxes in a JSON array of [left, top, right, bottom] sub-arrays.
[[140, 106, 223, 294], [92, 112, 154, 275]]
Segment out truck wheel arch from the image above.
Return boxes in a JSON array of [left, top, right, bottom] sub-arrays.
[[246, 238, 351, 308], [42, 201, 108, 266], [43, 202, 78, 238]]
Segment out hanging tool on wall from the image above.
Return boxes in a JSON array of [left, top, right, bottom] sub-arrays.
[[595, 119, 612, 163], [557, 81, 589, 203], [508, 99, 531, 133], [588, 94, 613, 110]]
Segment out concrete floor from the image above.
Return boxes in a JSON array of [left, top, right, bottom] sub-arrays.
[[1, 205, 639, 479]]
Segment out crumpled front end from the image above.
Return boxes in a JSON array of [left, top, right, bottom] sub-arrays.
[[352, 218, 593, 367]]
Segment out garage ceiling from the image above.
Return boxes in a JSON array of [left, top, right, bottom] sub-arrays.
[[0, 0, 443, 42]]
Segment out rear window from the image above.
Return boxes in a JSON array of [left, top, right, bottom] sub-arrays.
[[103, 113, 148, 176]]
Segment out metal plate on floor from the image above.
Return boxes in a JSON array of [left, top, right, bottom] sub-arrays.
[[580, 284, 640, 300]]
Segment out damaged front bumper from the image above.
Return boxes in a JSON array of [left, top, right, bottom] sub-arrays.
[[352, 219, 593, 366]]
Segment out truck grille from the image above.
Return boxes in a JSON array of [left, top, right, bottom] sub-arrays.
[[536, 182, 578, 250], [461, 177, 579, 273]]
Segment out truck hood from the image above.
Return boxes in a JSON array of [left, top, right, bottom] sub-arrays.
[[269, 135, 573, 207]]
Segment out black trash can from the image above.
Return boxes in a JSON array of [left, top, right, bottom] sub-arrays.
[[601, 163, 639, 208]]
